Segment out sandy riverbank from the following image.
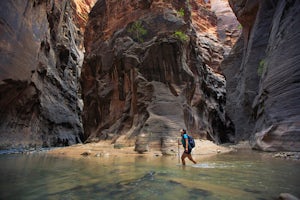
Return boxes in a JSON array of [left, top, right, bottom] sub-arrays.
[[47, 139, 251, 159]]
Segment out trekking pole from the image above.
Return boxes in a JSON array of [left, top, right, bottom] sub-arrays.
[[177, 138, 180, 164]]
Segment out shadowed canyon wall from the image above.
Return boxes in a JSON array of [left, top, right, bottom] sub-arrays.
[[223, 0, 300, 151], [1, 0, 298, 153], [0, 0, 95, 149], [81, 0, 239, 153]]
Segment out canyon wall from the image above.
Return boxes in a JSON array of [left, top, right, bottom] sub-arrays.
[[81, 0, 238, 153], [0, 0, 95, 150], [223, 0, 300, 151], [0, 0, 241, 152]]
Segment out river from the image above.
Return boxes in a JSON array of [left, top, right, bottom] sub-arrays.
[[0, 150, 299, 200]]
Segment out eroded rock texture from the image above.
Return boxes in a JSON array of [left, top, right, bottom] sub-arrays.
[[81, 0, 237, 153], [210, 0, 241, 56], [0, 0, 95, 149], [223, 0, 300, 151]]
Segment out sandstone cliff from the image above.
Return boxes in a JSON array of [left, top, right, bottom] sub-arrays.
[[223, 0, 300, 151], [0, 0, 95, 150], [0, 0, 240, 152], [81, 0, 238, 153]]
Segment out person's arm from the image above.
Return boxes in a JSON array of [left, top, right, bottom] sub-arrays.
[[185, 138, 188, 151], [178, 138, 181, 145]]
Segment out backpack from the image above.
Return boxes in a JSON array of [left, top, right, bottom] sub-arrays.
[[188, 135, 195, 148]]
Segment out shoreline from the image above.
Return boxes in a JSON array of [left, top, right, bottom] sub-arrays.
[[46, 139, 247, 159], [46, 140, 300, 161], [1, 140, 299, 161]]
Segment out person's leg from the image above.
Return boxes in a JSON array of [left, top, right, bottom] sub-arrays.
[[187, 154, 196, 164], [181, 153, 187, 165]]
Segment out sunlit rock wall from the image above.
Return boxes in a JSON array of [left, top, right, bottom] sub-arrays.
[[223, 0, 300, 151], [81, 0, 237, 152], [0, 0, 95, 150]]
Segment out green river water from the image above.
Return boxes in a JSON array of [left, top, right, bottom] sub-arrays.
[[0, 150, 299, 200]]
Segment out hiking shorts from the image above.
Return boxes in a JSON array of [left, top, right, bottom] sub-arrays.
[[184, 148, 192, 154]]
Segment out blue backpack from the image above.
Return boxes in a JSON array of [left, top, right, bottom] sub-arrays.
[[188, 135, 195, 148], [182, 133, 195, 148]]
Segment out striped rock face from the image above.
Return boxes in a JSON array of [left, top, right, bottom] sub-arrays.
[[0, 0, 95, 149], [223, 0, 300, 151]]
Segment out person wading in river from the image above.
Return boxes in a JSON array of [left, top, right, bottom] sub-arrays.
[[179, 129, 196, 165]]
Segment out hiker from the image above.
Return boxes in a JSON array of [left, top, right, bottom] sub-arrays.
[[179, 129, 196, 165]]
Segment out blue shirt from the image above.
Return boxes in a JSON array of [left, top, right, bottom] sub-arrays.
[[181, 134, 189, 148]]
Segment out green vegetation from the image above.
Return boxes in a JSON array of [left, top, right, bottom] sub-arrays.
[[237, 24, 243, 30], [174, 31, 189, 42], [177, 8, 185, 17], [128, 21, 147, 43], [113, 143, 125, 149], [258, 59, 266, 76]]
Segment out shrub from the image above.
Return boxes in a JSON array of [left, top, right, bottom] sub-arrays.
[[258, 59, 266, 76], [174, 31, 188, 42], [128, 21, 147, 42], [177, 8, 185, 17], [237, 24, 243, 30]]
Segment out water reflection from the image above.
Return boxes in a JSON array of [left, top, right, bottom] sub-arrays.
[[0, 151, 299, 200]]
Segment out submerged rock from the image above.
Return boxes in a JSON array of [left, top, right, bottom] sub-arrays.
[[279, 193, 300, 200], [81, 151, 91, 156], [273, 152, 300, 160]]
